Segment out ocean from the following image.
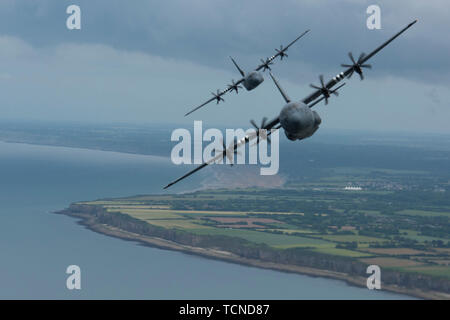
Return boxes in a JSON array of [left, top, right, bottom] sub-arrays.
[[0, 141, 412, 299]]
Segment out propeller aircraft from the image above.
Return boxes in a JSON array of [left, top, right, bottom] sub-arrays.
[[165, 20, 418, 189]]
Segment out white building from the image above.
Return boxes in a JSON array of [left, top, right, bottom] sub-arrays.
[[344, 186, 362, 191]]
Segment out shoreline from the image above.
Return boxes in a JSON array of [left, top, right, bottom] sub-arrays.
[[60, 210, 449, 300], [0, 140, 169, 162]]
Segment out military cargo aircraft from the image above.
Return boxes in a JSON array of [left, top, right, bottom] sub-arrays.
[[184, 29, 310, 116], [165, 20, 418, 189]]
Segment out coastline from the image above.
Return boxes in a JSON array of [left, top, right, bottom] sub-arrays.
[[59, 209, 449, 300]]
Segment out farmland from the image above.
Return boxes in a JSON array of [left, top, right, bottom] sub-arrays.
[[78, 170, 450, 281]]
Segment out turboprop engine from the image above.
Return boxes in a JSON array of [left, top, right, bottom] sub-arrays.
[[279, 101, 321, 141], [243, 71, 264, 91]]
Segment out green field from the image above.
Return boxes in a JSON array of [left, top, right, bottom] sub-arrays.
[[397, 209, 449, 217], [77, 173, 450, 277], [192, 227, 329, 247]]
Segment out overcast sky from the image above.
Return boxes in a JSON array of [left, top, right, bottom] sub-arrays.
[[0, 0, 449, 133]]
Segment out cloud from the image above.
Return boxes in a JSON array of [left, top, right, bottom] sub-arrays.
[[0, 35, 449, 134], [0, 0, 449, 85], [0, 35, 236, 123]]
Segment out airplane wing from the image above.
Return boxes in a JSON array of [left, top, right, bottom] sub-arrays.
[[163, 126, 279, 189], [302, 20, 417, 106], [255, 29, 310, 72], [184, 78, 245, 117], [264, 20, 416, 126], [163, 162, 209, 190]]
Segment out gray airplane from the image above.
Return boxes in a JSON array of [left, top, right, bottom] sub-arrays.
[[165, 20, 418, 189], [184, 29, 310, 116]]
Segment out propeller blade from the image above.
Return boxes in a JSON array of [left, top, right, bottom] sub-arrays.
[[347, 69, 354, 79], [358, 52, 366, 63], [344, 52, 371, 81], [250, 117, 271, 144], [261, 117, 268, 128], [222, 138, 235, 165], [349, 52, 356, 64]]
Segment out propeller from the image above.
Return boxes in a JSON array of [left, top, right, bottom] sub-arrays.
[[275, 45, 288, 60], [341, 52, 372, 80], [309, 75, 338, 105], [260, 58, 274, 72], [308, 83, 346, 108], [212, 138, 241, 166], [227, 79, 242, 94], [250, 117, 271, 144], [211, 89, 225, 104]]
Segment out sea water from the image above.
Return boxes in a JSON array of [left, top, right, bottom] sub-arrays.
[[0, 141, 412, 299]]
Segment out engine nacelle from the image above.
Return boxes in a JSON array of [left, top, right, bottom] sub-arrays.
[[243, 71, 264, 91], [279, 102, 321, 141]]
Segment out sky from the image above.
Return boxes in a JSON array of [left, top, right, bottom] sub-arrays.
[[0, 0, 449, 133]]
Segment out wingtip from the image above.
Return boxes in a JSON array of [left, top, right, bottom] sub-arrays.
[[298, 29, 310, 38]]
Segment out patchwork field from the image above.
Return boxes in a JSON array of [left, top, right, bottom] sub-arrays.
[[67, 158, 450, 299], [77, 167, 449, 282]]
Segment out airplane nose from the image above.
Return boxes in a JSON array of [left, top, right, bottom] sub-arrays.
[[258, 73, 264, 82]]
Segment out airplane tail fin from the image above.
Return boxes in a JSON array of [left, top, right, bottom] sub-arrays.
[[269, 73, 291, 103], [229, 56, 245, 77]]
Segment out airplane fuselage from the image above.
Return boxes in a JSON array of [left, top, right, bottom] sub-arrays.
[[243, 71, 264, 91], [279, 101, 321, 141]]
